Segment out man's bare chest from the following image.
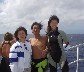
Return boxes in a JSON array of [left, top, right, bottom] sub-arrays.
[[31, 39, 44, 47]]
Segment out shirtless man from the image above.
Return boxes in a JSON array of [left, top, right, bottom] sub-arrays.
[[29, 22, 48, 72]]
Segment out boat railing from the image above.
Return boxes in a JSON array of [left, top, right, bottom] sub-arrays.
[[60, 43, 84, 72]]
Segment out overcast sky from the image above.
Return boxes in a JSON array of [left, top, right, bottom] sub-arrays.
[[0, 0, 84, 34]]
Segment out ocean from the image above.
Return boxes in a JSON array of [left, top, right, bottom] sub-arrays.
[[58, 34, 84, 72], [0, 34, 84, 72]]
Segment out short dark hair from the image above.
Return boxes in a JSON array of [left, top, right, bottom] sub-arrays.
[[4, 32, 13, 41], [31, 22, 43, 30], [14, 26, 27, 41]]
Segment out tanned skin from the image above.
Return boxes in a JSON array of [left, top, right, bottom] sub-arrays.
[[29, 24, 48, 59]]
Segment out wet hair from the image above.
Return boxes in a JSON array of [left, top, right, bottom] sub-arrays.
[[14, 26, 27, 41], [47, 15, 59, 34], [4, 32, 13, 41], [31, 22, 43, 30]]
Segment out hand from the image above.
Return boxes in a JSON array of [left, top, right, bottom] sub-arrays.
[[10, 39, 16, 44], [41, 49, 47, 57]]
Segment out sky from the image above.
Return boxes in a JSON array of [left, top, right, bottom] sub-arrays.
[[0, 0, 84, 34]]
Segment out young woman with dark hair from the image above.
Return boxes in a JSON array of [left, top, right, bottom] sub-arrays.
[[47, 15, 69, 72]]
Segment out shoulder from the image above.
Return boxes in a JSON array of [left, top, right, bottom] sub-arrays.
[[58, 30, 66, 34], [41, 35, 48, 42], [42, 35, 48, 39], [10, 41, 21, 52], [58, 30, 69, 42], [25, 39, 31, 44], [58, 30, 67, 37], [29, 38, 34, 43], [12, 41, 20, 47], [29, 38, 34, 41], [25, 40, 31, 45], [26, 40, 29, 42], [1, 41, 11, 49]]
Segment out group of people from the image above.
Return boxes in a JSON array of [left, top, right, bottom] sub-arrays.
[[0, 15, 69, 72]]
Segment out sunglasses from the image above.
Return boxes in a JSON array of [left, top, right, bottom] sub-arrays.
[[24, 44, 28, 50]]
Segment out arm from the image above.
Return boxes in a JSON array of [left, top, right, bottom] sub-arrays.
[[9, 44, 18, 72], [60, 30, 69, 48], [1, 41, 11, 57], [41, 36, 48, 56], [0, 44, 2, 56], [9, 43, 24, 72]]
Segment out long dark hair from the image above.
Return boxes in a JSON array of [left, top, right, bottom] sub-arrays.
[[47, 15, 59, 34]]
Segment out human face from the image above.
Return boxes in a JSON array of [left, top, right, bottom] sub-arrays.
[[17, 30, 26, 42], [50, 20, 58, 31], [32, 25, 40, 35]]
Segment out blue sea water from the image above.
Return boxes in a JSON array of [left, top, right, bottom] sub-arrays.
[[67, 34, 84, 72], [58, 34, 84, 72], [0, 34, 84, 72]]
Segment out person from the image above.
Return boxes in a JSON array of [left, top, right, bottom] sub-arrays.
[[47, 15, 69, 72], [29, 22, 48, 72], [0, 32, 15, 72], [0, 44, 2, 70], [9, 26, 32, 72]]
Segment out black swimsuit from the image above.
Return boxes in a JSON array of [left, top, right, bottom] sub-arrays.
[[48, 30, 62, 63]]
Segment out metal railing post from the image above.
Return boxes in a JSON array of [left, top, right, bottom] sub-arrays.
[[58, 43, 84, 72], [76, 47, 79, 72]]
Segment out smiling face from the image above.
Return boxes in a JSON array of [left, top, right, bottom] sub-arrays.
[[32, 25, 40, 35], [50, 20, 58, 31], [17, 30, 26, 42]]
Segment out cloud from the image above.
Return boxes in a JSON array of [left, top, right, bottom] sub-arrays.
[[0, 0, 84, 34], [61, 0, 84, 10]]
